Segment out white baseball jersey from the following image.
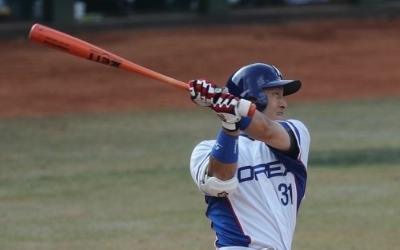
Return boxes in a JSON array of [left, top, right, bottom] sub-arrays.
[[190, 119, 310, 250]]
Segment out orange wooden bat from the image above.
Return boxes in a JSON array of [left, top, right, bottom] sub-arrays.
[[29, 23, 256, 117]]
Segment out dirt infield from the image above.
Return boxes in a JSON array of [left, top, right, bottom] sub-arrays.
[[1, 18, 400, 118]]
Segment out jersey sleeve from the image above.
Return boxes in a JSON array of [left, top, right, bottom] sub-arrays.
[[189, 140, 214, 189], [279, 119, 311, 168], [286, 120, 311, 168]]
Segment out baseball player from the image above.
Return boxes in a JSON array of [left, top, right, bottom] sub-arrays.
[[188, 63, 310, 250]]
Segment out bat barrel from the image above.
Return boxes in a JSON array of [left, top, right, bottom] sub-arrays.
[[28, 23, 255, 116]]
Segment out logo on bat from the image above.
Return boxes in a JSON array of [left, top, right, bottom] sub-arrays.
[[88, 52, 121, 68]]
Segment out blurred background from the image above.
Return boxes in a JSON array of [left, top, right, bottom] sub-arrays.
[[0, 0, 399, 24], [1, 1, 400, 250]]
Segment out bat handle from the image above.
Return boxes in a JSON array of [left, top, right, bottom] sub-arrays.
[[173, 80, 257, 117]]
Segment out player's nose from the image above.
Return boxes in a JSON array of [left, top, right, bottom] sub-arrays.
[[279, 98, 287, 109]]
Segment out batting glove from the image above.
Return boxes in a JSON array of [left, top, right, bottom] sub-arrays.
[[211, 92, 253, 131], [188, 79, 222, 107]]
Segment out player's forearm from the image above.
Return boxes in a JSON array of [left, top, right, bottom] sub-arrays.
[[208, 157, 237, 180], [208, 129, 240, 180], [243, 111, 291, 151]]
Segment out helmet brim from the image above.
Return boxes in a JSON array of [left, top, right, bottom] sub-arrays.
[[262, 80, 301, 96]]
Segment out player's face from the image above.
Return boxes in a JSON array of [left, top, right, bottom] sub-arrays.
[[263, 87, 287, 120]]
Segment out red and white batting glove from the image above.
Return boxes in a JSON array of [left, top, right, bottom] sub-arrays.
[[212, 92, 253, 131], [188, 79, 222, 107]]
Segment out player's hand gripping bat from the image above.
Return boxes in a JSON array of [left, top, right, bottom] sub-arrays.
[[28, 23, 256, 117]]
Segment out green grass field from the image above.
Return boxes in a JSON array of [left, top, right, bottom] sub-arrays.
[[1, 98, 399, 250]]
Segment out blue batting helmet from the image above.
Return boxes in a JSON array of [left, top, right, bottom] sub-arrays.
[[225, 63, 301, 111]]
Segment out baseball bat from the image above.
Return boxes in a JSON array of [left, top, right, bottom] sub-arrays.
[[28, 23, 256, 117]]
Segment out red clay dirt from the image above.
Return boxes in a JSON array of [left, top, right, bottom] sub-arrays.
[[1, 18, 400, 118]]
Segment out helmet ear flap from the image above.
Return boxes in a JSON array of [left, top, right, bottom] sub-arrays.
[[240, 85, 268, 112], [253, 90, 268, 112], [226, 64, 269, 112]]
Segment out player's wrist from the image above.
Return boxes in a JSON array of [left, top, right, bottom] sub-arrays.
[[211, 130, 239, 164], [238, 116, 252, 131]]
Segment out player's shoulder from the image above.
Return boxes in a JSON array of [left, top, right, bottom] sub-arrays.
[[283, 119, 310, 139], [285, 119, 307, 128], [193, 139, 215, 152]]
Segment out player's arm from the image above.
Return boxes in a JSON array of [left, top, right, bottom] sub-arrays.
[[240, 86, 299, 157], [188, 80, 250, 196], [190, 138, 239, 197], [243, 111, 299, 158], [188, 79, 251, 179], [246, 111, 290, 149], [207, 128, 240, 180]]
